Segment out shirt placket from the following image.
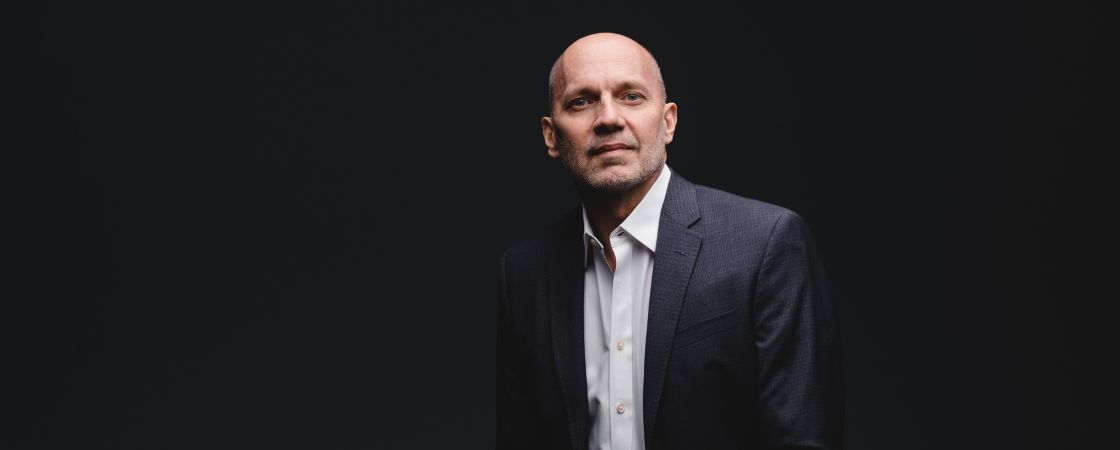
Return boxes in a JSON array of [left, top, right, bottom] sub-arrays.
[[608, 232, 634, 450]]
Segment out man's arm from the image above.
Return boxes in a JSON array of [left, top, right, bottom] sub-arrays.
[[753, 211, 844, 449], [495, 250, 530, 448]]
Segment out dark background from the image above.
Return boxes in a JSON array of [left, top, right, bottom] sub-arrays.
[[15, 0, 1111, 448]]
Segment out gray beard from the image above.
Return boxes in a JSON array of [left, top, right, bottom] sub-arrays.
[[564, 155, 661, 193], [557, 131, 665, 194]]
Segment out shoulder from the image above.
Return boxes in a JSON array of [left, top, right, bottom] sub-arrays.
[[499, 207, 580, 266], [684, 181, 820, 272], [688, 182, 802, 234]]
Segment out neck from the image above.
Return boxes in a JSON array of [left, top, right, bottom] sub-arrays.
[[581, 168, 663, 245]]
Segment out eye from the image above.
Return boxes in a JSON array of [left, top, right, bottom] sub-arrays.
[[622, 92, 644, 102], [568, 97, 592, 109]]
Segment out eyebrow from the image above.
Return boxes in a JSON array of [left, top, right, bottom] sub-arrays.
[[562, 80, 651, 99]]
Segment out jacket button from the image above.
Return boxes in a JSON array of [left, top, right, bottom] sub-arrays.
[[616, 402, 625, 414]]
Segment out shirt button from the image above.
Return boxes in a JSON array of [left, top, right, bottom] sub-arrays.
[[616, 340, 625, 351], [616, 402, 625, 414]]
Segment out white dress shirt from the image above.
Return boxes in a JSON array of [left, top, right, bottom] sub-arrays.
[[583, 164, 671, 450]]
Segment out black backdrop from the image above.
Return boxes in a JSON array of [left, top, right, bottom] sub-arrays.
[[16, 1, 1111, 448]]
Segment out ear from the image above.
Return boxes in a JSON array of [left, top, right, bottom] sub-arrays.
[[662, 102, 678, 144], [542, 116, 560, 158]]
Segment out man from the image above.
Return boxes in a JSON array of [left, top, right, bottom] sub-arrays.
[[497, 32, 842, 450]]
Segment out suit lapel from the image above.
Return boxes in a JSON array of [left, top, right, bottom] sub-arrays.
[[644, 173, 702, 446], [549, 210, 590, 450]]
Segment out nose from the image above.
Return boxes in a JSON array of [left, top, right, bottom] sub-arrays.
[[593, 98, 625, 135]]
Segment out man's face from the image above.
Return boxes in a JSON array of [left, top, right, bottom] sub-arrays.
[[542, 37, 678, 193]]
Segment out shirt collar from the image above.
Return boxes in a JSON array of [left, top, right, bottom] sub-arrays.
[[582, 164, 672, 267]]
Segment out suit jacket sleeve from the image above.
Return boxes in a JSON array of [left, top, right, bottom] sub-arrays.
[[496, 250, 532, 448], [753, 211, 844, 449]]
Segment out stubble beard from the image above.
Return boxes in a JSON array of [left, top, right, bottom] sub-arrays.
[[556, 128, 666, 194]]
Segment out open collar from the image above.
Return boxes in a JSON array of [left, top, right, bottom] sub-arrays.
[[581, 164, 672, 267]]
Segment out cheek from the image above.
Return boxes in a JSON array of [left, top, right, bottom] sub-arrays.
[[555, 126, 586, 148], [553, 132, 580, 157], [635, 117, 665, 141]]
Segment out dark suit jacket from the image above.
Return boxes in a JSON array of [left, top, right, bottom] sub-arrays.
[[497, 171, 842, 450]]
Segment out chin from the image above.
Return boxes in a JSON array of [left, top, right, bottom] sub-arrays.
[[582, 169, 644, 193], [563, 153, 659, 193]]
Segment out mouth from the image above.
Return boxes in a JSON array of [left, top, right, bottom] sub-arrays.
[[590, 143, 633, 156]]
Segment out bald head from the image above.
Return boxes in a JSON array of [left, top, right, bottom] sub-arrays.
[[548, 33, 667, 114]]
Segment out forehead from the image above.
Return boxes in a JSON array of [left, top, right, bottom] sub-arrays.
[[557, 41, 658, 92]]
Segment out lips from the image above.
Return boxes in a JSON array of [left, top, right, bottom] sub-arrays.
[[590, 143, 633, 156]]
